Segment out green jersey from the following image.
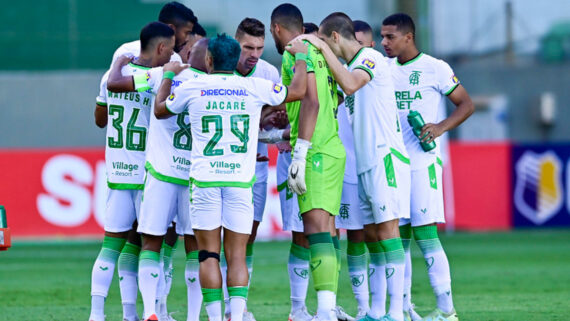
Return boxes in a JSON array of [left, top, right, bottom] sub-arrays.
[[281, 43, 345, 158]]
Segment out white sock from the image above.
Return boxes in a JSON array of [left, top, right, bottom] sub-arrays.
[[118, 244, 140, 320], [403, 241, 413, 311], [156, 254, 167, 316], [367, 244, 387, 319], [346, 244, 370, 312], [230, 297, 246, 321], [90, 245, 121, 317], [288, 244, 310, 312], [220, 252, 230, 316], [138, 251, 161, 319], [316, 290, 335, 318], [382, 239, 405, 321], [205, 301, 223, 321], [90, 295, 106, 318], [185, 252, 202, 321], [416, 238, 454, 314]]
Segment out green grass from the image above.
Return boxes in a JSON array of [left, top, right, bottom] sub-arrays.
[[1, 230, 570, 321]]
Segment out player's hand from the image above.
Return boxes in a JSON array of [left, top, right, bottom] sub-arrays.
[[258, 128, 285, 144], [285, 38, 308, 55], [420, 123, 445, 144], [295, 34, 325, 51], [256, 153, 270, 162], [276, 141, 292, 153], [163, 61, 188, 75], [115, 54, 133, 68], [288, 138, 311, 195]]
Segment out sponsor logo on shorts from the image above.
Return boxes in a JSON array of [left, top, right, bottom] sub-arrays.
[[420, 208, 427, 214]]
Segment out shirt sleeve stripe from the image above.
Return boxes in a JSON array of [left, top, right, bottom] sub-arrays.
[[354, 66, 374, 80], [445, 83, 459, 96]]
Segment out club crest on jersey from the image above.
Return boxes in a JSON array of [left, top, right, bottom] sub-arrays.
[[409, 71, 422, 85], [273, 84, 283, 94], [514, 151, 563, 225], [167, 93, 175, 101], [451, 75, 459, 84], [362, 58, 376, 69]]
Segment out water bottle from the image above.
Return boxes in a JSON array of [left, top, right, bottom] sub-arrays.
[[407, 110, 436, 152]]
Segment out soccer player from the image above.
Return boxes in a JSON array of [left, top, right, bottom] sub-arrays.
[[303, 22, 319, 35], [381, 13, 474, 321], [188, 22, 207, 48], [106, 38, 211, 321], [154, 33, 308, 321], [270, 4, 347, 320], [215, 17, 282, 321], [111, 1, 198, 65], [299, 12, 412, 321], [89, 22, 176, 321]]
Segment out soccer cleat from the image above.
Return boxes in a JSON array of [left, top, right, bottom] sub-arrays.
[[379, 315, 398, 321], [144, 314, 158, 321], [243, 311, 256, 321], [404, 306, 422, 321], [89, 314, 106, 321], [420, 308, 458, 321], [356, 314, 381, 321], [289, 306, 313, 321], [335, 305, 355, 321], [355, 308, 368, 320]]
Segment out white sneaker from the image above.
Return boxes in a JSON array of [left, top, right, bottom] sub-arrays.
[[355, 308, 369, 320], [335, 306, 354, 321], [404, 306, 422, 321], [89, 314, 106, 321], [311, 309, 337, 321], [289, 306, 314, 321], [243, 311, 256, 321]]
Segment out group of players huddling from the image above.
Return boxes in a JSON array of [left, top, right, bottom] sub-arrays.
[[89, 2, 474, 321]]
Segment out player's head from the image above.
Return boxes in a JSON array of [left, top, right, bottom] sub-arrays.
[[235, 18, 265, 71], [188, 38, 210, 73], [158, 1, 198, 52], [270, 3, 303, 55], [179, 22, 207, 63], [207, 33, 241, 72], [303, 22, 318, 35], [381, 13, 416, 58], [354, 20, 375, 48], [140, 21, 175, 66], [318, 12, 356, 57]]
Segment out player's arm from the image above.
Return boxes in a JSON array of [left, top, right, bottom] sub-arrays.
[[297, 34, 370, 95], [283, 39, 308, 102], [94, 103, 107, 128], [153, 63, 189, 119], [107, 55, 136, 92], [420, 85, 474, 144]]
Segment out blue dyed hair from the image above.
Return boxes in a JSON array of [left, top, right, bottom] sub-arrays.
[[208, 33, 241, 72]]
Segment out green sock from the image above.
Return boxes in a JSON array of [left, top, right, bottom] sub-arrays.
[[118, 242, 141, 273], [332, 236, 341, 294], [399, 224, 412, 252], [380, 238, 405, 264], [228, 286, 248, 300], [246, 243, 254, 280], [413, 225, 442, 252], [307, 232, 337, 292], [100, 235, 126, 260]]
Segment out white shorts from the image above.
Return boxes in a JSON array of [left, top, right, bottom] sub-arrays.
[[335, 182, 363, 230], [399, 162, 445, 227], [359, 152, 411, 225], [253, 181, 267, 222], [277, 152, 303, 232], [190, 185, 254, 234], [104, 189, 142, 233], [137, 174, 192, 236]]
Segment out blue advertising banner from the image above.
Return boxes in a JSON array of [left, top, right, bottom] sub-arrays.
[[512, 144, 570, 227]]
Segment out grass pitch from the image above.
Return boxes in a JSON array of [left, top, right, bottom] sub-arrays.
[[1, 230, 569, 321]]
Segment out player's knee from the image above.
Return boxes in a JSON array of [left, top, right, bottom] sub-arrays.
[[198, 250, 220, 263]]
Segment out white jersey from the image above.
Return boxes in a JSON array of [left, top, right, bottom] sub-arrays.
[[165, 73, 287, 186], [389, 53, 459, 170], [235, 58, 281, 183], [96, 63, 153, 189], [110, 40, 182, 67], [346, 47, 408, 174], [141, 66, 206, 185], [337, 99, 358, 184]]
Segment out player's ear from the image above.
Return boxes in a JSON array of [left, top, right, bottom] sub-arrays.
[[332, 31, 340, 43], [371, 40, 376, 48]]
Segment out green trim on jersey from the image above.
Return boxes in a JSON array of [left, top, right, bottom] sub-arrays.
[[437, 156, 443, 167], [234, 65, 256, 77], [444, 83, 459, 96], [165, 103, 177, 116], [128, 62, 151, 70], [107, 181, 144, 190], [191, 175, 256, 188], [354, 66, 374, 80], [145, 161, 189, 186], [347, 47, 366, 67], [189, 67, 206, 74], [390, 147, 410, 164], [96, 101, 107, 107], [134, 73, 151, 92], [277, 180, 288, 192], [396, 52, 424, 66]]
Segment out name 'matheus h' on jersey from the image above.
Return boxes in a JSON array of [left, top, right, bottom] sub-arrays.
[[345, 47, 408, 174], [281, 42, 345, 159], [165, 73, 287, 187], [134, 66, 206, 186], [96, 63, 153, 189], [389, 53, 460, 170]]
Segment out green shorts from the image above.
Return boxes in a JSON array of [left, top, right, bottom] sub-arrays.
[[298, 152, 346, 216]]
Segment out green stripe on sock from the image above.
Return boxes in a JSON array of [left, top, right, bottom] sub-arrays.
[[139, 250, 160, 262], [228, 286, 248, 299], [347, 241, 366, 256], [366, 241, 382, 254], [186, 250, 199, 260], [202, 288, 223, 304], [102, 235, 126, 252], [367, 241, 386, 265], [399, 224, 412, 239], [307, 232, 332, 245], [290, 243, 310, 261], [416, 239, 443, 254], [122, 242, 141, 256], [413, 225, 439, 240], [381, 238, 405, 265], [246, 243, 254, 256]]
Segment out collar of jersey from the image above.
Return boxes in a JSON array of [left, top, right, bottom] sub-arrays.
[[211, 72, 236, 76], [128, 62, 151, 70], [396, 52, 423, 66], [347, 47, 367, 67], [234, 65, 256, 77], [188, 66, 206, 74]]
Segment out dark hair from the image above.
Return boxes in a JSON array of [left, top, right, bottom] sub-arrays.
[[191, 22, 207, 37], [140, 21, 175, 52], [158, 1, 197, 26], [319, 12, 355, 40], [235, 18, 265, 39], [208, 33, 241, 71], [271, 3, 303, 33], [303, 22, 318, 34], [382, 13, 415, 38], [353, 20, 372, 34]]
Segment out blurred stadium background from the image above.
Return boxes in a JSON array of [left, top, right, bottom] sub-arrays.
[[1, 0, 570, 320]]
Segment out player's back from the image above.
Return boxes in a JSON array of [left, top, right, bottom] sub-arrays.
[[346, 47, 407, 174]]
